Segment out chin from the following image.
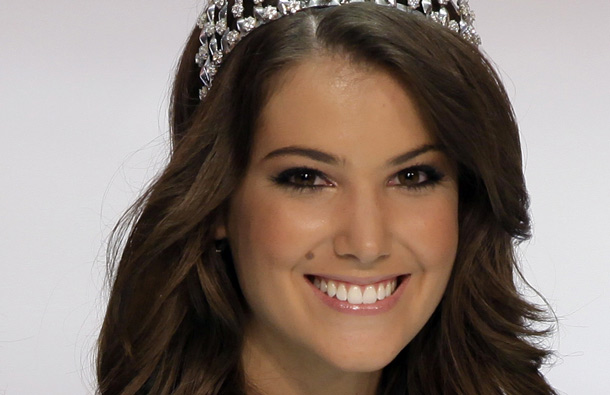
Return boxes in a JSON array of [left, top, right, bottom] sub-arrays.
[[336, 357, 395, 373], [312, 333, 408, 374]]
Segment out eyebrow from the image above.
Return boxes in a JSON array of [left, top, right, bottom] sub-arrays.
[[261, 143, 443, 167]]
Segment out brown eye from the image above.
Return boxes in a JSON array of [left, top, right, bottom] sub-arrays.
[[271, 167, 332, 192], [290, 171, 319, 186], [390, 165, 444, 190], [397, 170, 428, 186]]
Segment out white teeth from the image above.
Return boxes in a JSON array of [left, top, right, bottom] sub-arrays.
[[377, 284, 386, 301], [327, 280, 337, 297], [362, 285, 377, 304], [336, 284, 348, 301], [313, 276, 399, 305], [347, 285, 363, 304]]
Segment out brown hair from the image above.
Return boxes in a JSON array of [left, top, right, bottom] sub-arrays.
[[97, 3, 556, 394]]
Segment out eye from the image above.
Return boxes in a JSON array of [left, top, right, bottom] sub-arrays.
[[397, 169, 429, 185], [389, 165, 444, 190], [271, 167, 333, 192]]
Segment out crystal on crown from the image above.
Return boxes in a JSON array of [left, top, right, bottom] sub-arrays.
[[196, 0, 482, 101], [225, 30, 240, 47], [232, 0, 245, 17], [204, 21, 216, 37], [279, 0, 302, 14], [237, 16, 257, 33], [448, 19, 459, 32], [216, 19, 228, 34], [255, 5, 280, 21], [197, 14, 206, 28], [204, 60, 217, 77], [195, 46, 209, 66]]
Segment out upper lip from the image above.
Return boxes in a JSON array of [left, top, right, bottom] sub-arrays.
[[306, 273, 408, 285]]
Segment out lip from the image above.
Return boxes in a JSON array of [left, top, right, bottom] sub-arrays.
[[307, 273, 403, 286], [306, 274, 410, 316]]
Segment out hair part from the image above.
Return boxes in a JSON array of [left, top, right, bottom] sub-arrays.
[[97, 3, 556, 394]]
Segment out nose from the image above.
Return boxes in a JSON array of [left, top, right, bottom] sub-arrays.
[[332, 188, 391, 267]]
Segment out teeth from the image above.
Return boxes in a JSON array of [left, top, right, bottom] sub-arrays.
[[320, 279, 327, 293], [336, 284, 348, 301], [327, 281, 337, 297], [347, 285, 363, 304], [312, 276, 399, 305], [376, 284, 385, 301], [362, 285, 377, 304]]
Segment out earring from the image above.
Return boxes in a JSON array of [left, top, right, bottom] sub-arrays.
[[214, 238, 228, 253]]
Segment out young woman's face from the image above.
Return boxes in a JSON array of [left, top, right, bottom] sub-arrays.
[[216, 56, 459, 376]]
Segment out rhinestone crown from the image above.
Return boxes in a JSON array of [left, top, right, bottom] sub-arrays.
[[196, 0, 481, 100]]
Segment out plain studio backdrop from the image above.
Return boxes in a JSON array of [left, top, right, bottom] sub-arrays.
[[1, 1, 608, 394]]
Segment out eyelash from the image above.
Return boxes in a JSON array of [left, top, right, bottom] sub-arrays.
[[270, 165, 445, 193]]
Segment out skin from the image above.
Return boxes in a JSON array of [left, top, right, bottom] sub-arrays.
[[215, 55, 459, 395]]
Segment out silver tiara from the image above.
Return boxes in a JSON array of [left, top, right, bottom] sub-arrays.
[[195, 0, 481, 100]]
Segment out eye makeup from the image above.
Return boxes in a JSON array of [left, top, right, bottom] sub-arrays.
[[269, 164, 445, 194]]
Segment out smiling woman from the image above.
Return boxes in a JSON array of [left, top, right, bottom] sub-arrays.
[[216, 58, 459, 391], [96, 1, 556, 394]]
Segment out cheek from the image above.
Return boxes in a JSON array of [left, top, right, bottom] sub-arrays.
[[227, 187, 322, 276], [399, 192, 459, 272]]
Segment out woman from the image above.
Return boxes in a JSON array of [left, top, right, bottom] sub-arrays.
[[97, 0, 556, 393]]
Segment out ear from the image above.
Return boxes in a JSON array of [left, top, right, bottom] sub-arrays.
[[213, 208, 228, 240], [214, 220, 227, 240]]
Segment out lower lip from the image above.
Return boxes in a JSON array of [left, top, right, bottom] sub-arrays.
[[307, 275, 409, 316]]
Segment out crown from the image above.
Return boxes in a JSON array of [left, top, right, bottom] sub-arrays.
[[195, 0, 481, 100]]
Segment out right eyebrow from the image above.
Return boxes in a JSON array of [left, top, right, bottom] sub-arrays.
[[262, 146, 344, 166]]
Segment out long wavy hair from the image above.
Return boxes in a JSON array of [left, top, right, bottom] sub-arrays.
[[97, 3, 556, 394]]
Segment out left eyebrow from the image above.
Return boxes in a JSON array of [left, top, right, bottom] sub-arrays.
[[387, 144, 443, 167], [261, 143, 443, 167]]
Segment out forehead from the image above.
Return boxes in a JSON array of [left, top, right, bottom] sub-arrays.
[[252, 56, 433, 167]]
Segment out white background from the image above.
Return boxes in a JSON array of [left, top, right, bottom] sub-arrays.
[[1, 1, 608, 394]]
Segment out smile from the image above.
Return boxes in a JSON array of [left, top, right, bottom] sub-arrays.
[[306, 274, 409, 314], [311, 276, 398, 304]]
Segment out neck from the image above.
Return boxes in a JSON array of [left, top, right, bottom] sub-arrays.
[[242, 326, 381, 395]]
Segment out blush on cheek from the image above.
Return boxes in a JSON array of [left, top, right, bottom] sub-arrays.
[[406, 201, 458, 266], [257, 190, 322, 239], [235, 196, 305, 266]]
